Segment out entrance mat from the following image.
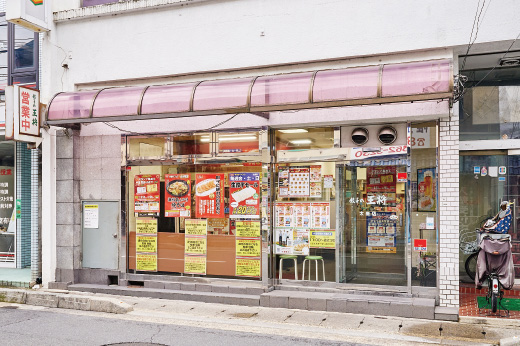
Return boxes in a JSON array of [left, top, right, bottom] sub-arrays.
[[477, 296, 520, 311]]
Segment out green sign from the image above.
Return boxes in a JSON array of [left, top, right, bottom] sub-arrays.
[[16, 199, 21, 219]]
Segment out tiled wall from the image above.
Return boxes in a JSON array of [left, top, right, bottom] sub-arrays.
[[16, 143, 32, 268], [54, 131, 121, 284], [438, 117, 460, 308]]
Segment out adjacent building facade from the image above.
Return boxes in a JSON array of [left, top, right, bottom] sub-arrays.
[[39, 0, 520, 319]]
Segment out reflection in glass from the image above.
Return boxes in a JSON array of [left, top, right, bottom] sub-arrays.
[[14, 25, 34, 69], [275, 128, 334, 151]]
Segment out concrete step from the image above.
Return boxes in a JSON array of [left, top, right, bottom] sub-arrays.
[[262, 289, 436, 319], [68, 284, 261, 307], [276, 283, 413, 298]]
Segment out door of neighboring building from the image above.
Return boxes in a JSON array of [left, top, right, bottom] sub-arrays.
[[82, 201, 119, 270]]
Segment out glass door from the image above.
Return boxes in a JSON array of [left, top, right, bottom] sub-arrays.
[[338, 161, 408, 286]]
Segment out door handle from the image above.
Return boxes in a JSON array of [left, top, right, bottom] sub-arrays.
[[113, 233, 118, 238]]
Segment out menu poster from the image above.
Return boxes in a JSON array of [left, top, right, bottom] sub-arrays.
[[165, 174, 191, 218], [289, 167, 310, 197], [367, 166, 396, 194], [134, 175, 160, 213], [208, 218, 229, 235], [293, 204, 311, 228], [135, 217, 158, 272], [292, 229, 310, 255], [310, 165, 322, 182], [311, 203, 330, 229], [366, 212, 397, 253], [278, 167, 290, 197], [195, 173, 225, 218], [229, 173, 260, 219], [275, 229, 293, 254], [323, 175, 334, 189], [309, 230, 336, 249], [275, 203, 294, 228], [310, 182, 322, 198]]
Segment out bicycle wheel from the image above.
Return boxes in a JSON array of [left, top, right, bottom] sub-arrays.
[[465, 252, 478, 281], [491, 291, 498, 313]]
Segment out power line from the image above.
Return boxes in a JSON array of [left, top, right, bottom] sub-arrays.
[[461, 0, 489, 71]]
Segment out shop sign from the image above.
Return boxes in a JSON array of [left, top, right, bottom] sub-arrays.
[[367, 246, 396, 254], [6, 0, 48, 32], [367, 166, 396, 194], [351, 145, 407, 159], [195, 173, 224, 218], [410, 127, 431, 148], [236, 238, 261, 257], [136, 218, 158, 234], [413, 239, 427, 251], [229, 173, 260, 219], [184, 255, 206, 275], [417, 168, 435, 212], [136, 254, 157, 271], [235, 221, 261, 238], [185, 219, 207, 236], [235, 258, 261, 277], [83, 204, 99, 229], [165, 174, 191, 218], [134, 175, 160, 213], [309, 230, 336, 249], [5, 86, 42, 145], [136, 236, 157, 253]]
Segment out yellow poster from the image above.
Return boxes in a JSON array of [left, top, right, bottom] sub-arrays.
[[236, 238, 261, 257], [235, 221, 261, 238], [367, 246, 397, 254], [184, 256, 206, 275], [235, 258, 261, 277], [309, 230, 336, 249], [136, 254, 157, 271], [185, 236, 207, 255], [185, 219, 208, 236], [136, 235, 157, 253], [136, 218, 158, 234]]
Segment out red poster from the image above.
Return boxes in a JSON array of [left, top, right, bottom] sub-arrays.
[[229, 173, 260, 219], [165, 174, 191, 217], [134, 175, 160, 212], [367, 166, 396, 193], [195, 173, 225, 218]]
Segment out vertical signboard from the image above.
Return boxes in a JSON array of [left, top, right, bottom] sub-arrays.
[[235, 220, 261, 277], [195, 174, 224, 218], [6, 0, 49, 32], [134, 175, 160, 214], [184, 219, 207, 275], [165, 174, 191, 217], [229, 173, 260, 219], [135, 218, 158, 271]]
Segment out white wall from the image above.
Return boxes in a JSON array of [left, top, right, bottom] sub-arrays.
[[42, 0, 520, 101]]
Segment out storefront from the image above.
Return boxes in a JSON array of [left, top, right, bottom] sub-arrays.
[[46, 56, 457, 311]]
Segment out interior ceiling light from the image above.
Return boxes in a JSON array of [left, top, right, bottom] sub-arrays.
[[278, 129, 308, 133], [351, 127, 369, 145], [378, 126, 397, 145], [218, 136, 257, 142], [290, 139, 313, 144]]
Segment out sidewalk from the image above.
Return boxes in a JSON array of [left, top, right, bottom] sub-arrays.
[[2, 287, 520, 345]]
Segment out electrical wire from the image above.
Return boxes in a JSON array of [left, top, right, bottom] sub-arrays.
[[103, 122, 140, 135], [205, 113, 239, 130], [461, 0, 489, 71]]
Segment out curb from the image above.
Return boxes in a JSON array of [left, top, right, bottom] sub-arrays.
[[0, 288, 133, 314]]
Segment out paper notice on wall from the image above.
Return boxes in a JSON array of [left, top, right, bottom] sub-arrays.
[[489, 166, 498, 177], [83, 204, 99, 229]]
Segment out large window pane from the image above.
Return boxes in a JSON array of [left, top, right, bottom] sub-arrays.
[[0, 15, 7, 95], [13, 25, 34, 69]]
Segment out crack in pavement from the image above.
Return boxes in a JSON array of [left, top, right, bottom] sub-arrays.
[[150, 323, 163, 343]]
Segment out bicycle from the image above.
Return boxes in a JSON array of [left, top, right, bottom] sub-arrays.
[[460, 217, 491, 281]]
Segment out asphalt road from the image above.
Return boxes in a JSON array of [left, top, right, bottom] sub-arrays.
[[0, 305, 364, 346]]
